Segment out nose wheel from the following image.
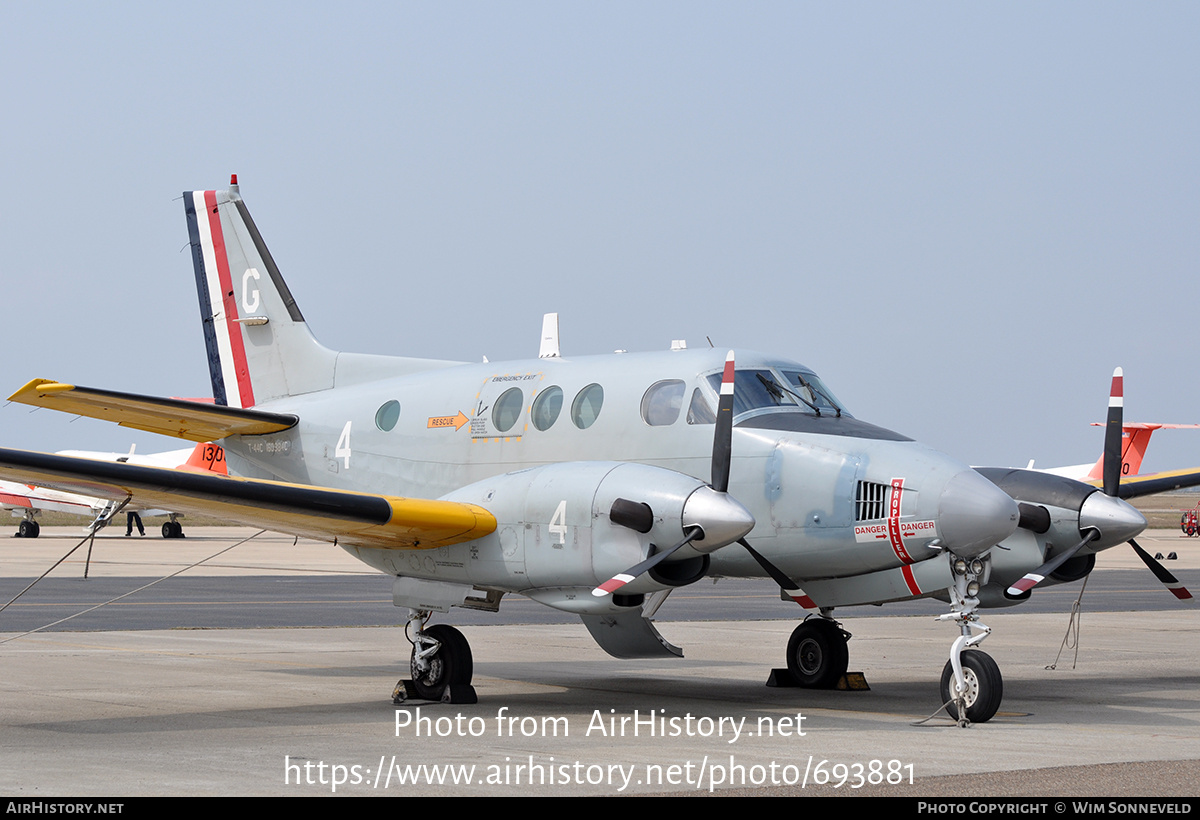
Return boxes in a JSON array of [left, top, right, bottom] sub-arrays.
[[939, 649, 1002, 725], [785, 618, 849, 688]]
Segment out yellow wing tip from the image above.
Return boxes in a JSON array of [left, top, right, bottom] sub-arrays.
[[8, 379, 75, 403]]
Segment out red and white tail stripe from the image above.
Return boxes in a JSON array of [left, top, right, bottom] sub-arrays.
[[191, 188, 256, 409]]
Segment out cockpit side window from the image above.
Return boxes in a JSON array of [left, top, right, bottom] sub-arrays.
[[686, 388, 715, 425], [641, 380, 685, 426]]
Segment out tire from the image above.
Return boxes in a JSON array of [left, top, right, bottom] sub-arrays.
[[410, 624, 473, 699], [18, 520, 39, 538], [940, 650, 1003, 723], [162, 522, 173, 538], [786, 619, 849, 689]]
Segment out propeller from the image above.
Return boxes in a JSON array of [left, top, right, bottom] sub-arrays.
[[593, 351, 752, 597], [1008, 367, 1192, 601], [738, 538, 819, 611], [1130, 538, 1193, 601], [1006, 529, 1099, 596]]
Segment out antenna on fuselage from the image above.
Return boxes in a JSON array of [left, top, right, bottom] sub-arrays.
[[538, 313, 560, 359]]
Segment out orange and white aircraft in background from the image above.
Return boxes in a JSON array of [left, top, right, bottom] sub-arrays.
[[1031, 422, 1200, 486], [1, 443, 226, 538]]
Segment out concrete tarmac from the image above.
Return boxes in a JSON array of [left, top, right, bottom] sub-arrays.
[[2, 528, 1198, 797]]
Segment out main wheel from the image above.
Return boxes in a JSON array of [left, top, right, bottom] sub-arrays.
[[940, 650, 1003, 723], [18, 520, 39, 538], [786, 619, 849, 688], [410, 624, 473, 700]]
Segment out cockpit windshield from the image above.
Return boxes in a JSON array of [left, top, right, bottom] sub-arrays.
[[705, 367, 850, 418], [779, 370, 846, 417]]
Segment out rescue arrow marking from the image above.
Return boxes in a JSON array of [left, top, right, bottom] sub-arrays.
[[427, 412, 470, 431]]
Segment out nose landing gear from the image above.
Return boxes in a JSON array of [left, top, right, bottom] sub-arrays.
[[939, 555, 1002, 725]]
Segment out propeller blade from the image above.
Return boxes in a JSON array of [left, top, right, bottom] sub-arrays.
[[711, 350, 735, 494], [1006, 529, 1099, 597], [1130, 538, 1193, 601], [738, 538, 819, 611], [1102, 367, 1124, 497], [592, 527, 702, 597]]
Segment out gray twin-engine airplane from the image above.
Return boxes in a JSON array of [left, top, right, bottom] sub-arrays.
[[2, 177, 1194, 725]]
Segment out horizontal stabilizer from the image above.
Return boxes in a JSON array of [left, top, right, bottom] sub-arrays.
[[8, 379, 298, 442], [0, 448, 496, 550]]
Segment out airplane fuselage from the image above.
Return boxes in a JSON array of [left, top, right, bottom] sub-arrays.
[[219, 346, 1016, 610]]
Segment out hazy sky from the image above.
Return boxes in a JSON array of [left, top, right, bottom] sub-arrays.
[[2, 3, 1198, 475]]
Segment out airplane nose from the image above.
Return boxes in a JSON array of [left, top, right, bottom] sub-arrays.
[[682, 485, 756, 553], [937, 469, 1020, 558], [1078, 491, 1146, 548]]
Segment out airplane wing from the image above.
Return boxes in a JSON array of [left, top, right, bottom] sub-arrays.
[[0, 448, 496, 550], [0, 480, 105, 517], [1101, 467, 1200, 499], [8, 379, 297, 442]]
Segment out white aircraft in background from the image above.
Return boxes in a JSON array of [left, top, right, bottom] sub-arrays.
[[1, 443, 226, 538]]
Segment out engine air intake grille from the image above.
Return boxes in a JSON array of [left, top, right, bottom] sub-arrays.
[[855, 481, 890, 521]]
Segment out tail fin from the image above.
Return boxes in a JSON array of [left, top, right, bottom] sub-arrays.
[[179, 443, 228, 475], [184, 176, 337, 408]]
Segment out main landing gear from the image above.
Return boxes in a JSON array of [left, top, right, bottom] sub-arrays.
[[784, 616, 850, 689], [15, 517, 40, 538], [161, 515, 185, 539], [394, 610, 477, 704]]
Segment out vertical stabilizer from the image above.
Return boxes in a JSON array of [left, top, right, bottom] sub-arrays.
[[184, 177, 337, 407]]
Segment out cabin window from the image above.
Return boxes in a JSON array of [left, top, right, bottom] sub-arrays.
[[686, 388, 715, 425], [531, 386, 563, 431], [571, 383, 604, 429], [641, 380, 685, 426], [492, 387, 525, 433], [374, 400, 401, 432]]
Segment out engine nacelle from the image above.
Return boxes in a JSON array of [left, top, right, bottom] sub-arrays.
[[978, 468, 1136, 602], [442, 461, 732, 613]]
